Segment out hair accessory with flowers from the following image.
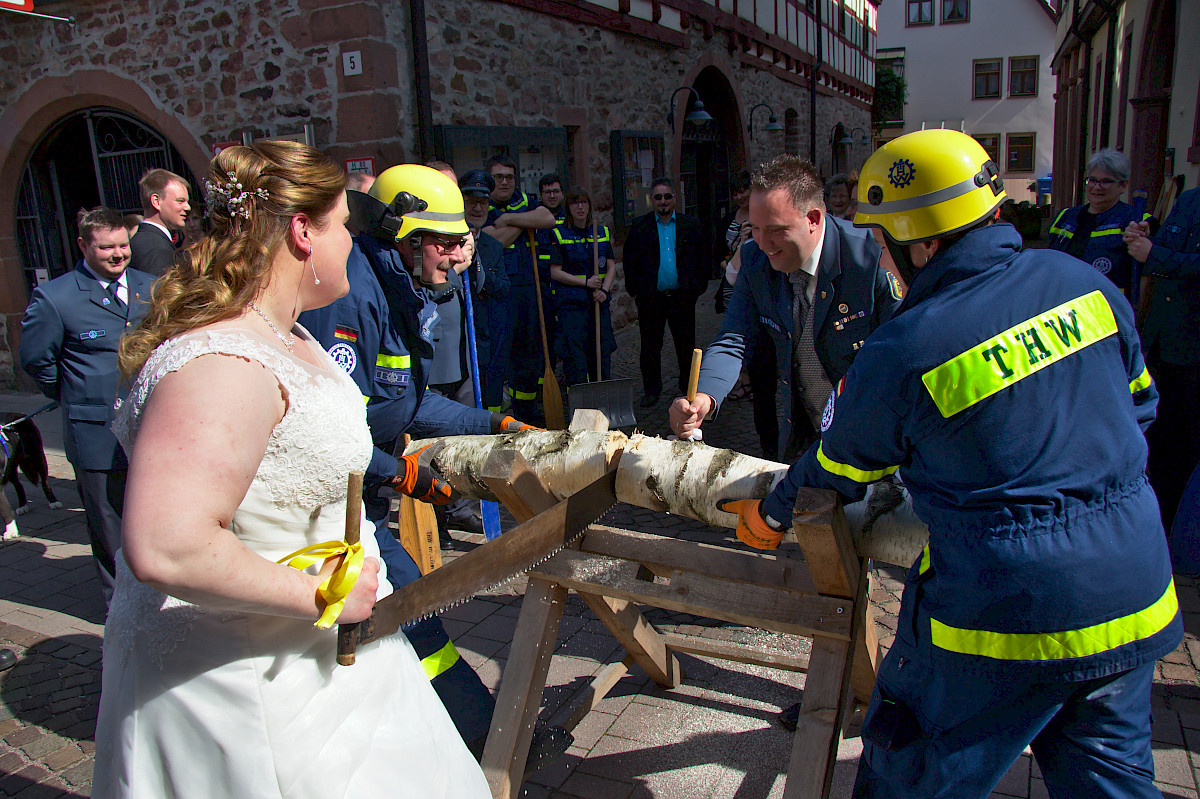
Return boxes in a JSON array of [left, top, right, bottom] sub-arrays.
[[204, 171, 270, 220]]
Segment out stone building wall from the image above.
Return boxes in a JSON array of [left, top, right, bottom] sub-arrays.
[[0, 0, 873, 381]]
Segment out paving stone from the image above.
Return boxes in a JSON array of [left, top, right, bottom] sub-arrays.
[[1154, 742, 1196, 788], [58, 759, 93, 787], [1157, 707, 1187, 745], [40, 743, 83, 771], [560, 769, 635, 798], [992, 753, 1029, 797], [0, 763, 49, 793], [4, 726, 42, 747]]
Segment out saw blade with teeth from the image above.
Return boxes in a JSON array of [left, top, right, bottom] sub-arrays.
[[351, 468, 619, 650]]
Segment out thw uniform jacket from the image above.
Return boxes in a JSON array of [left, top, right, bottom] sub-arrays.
[[761, 223, 1180, 680], [1048, 201, 1145, 295], [698, 217, 902, 454], [298, 234, 491, 489], [19, 263, 154, 470]]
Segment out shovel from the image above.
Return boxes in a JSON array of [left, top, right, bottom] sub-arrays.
[[527, 231, 566, 430], [565, 220, 637, 429]]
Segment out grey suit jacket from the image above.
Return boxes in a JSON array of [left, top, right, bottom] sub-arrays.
[[19, 263, 154, 470]]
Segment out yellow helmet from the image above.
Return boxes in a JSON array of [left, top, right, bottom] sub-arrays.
[[854, 129, 1006, 244], [358, 164, 469, 242]]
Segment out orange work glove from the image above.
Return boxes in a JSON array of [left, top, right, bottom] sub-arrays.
[[715, 498, 785, 550], [491, 413, 541, 433], [393, 444, 455, 505]]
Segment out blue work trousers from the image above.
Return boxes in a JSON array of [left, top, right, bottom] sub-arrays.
[[558, 300, 616, 388], [854, 649, 1160, 798], [365, 495, 496, 750]]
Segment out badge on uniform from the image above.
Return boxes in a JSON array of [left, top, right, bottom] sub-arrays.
[[334, 325, 360, 343], [886, 271, 904, 301], [79, 329, 106, 341], [328, 342, 357, 374], [838, 303, 849, 314], [821, 389, 836, 432]]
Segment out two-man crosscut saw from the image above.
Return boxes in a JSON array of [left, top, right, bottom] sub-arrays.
[[339, 466, 618, 661]]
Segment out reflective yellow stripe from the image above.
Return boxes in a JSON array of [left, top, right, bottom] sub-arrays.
[[1090, 228, 1124, 237], [918, 545, 932, 575], [513, 389, 537, 400], [1130, 366, 1152, 394], [376, 354, 411, 369], [421, 640, 461, 679], [931, 580, 1178, 661], [815, 442, 899, 483], [922, 291, 1118, 419], [486, 404, 503, 412], [1049, 211, 1070, 238]]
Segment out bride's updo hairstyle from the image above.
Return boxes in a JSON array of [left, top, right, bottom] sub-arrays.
[[120, 140, 346, 377]]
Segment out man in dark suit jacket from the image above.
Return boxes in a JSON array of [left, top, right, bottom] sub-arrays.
[[670, 156, 902, 457], [1127, 187, 1200, 529], [20, 208, 154, 605], [129, 168, 190, 277], [622, 177, 710, 405]]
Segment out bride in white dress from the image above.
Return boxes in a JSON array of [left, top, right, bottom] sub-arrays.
[[93, 141, 490, 798]]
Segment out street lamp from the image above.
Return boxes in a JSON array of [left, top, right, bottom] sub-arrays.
[[666, 86, 714, 131], [838, 127, 870, 146], [747, 103, 784, 140]]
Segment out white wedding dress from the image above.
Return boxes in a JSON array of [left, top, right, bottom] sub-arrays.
[[93, 328, 490, 799]]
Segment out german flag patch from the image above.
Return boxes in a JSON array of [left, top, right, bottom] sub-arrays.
[[334, 325, 359, 342]]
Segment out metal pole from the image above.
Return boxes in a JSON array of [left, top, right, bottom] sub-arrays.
[[0, 8, 75, 24]]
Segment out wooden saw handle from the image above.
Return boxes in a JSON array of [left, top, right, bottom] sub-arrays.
[[336, 470, 365, 666]]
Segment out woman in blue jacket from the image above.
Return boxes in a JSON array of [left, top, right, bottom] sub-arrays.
[[548, 188, 617, 387], [1048, 148, 1146, 298]]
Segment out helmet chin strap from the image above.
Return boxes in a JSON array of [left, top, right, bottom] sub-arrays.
[[407, 235, 450, 292], [883, 235, 920, 288]]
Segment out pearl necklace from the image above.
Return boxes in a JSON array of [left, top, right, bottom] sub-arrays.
[[248, 301, 295, 352]]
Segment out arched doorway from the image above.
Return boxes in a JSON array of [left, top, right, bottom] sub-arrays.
[[680, 66, 741, 269], [16, 107, 197, 293], [1129, 0, 1175, 201]]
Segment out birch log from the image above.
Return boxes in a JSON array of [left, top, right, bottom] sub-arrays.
[[408, 430, 929, 566], [614, 434, 788, 526], [404, 430, 627, 503]]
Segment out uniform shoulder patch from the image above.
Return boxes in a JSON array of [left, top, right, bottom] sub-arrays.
[[886, 270, 904, 301], [1091, 256, 1113, 275], [821, 389, 837, 432], [327, 342, 357, 374]]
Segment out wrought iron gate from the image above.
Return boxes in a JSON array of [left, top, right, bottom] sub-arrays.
[[15, 108, 192, 294]]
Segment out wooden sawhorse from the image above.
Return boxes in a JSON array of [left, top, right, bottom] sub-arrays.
[[477, 438, 879, 799]]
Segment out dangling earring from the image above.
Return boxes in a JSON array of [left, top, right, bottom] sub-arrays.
[[307, 247, 320, 285]]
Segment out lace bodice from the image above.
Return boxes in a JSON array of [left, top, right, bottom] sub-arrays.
[[114, 327, 372, 508]]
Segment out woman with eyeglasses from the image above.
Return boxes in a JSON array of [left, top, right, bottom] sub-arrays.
[[1048, 149, 1148, 298], [548, 188, 617, 387]]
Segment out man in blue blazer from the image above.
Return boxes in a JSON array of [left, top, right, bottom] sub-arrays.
[[19, 207, 154, 606], [670, 156, 902, 459]]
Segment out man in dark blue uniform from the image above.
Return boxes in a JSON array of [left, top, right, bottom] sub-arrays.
[[483, 155, 556, 421], [670, 155, 902, 458], [721, 130, 1180, 797], [20, 207, 155, 605], [460, 169, 512, 412], [1127, 187, 1200, 531], [300, 165, 564, 768]]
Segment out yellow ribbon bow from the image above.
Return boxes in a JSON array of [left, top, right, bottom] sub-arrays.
[[277, 540, 366, 629]]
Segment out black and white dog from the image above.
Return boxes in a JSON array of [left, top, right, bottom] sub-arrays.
[[1, 417, 62, 540]]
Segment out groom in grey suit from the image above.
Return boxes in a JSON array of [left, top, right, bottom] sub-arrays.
[[20, 208, 155, 605]]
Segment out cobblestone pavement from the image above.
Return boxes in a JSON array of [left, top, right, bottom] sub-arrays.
[[3, 284, 1200, 797]]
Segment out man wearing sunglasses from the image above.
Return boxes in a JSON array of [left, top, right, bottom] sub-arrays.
[[300, 164, 557, 767], [623, 177, 711, 407]]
